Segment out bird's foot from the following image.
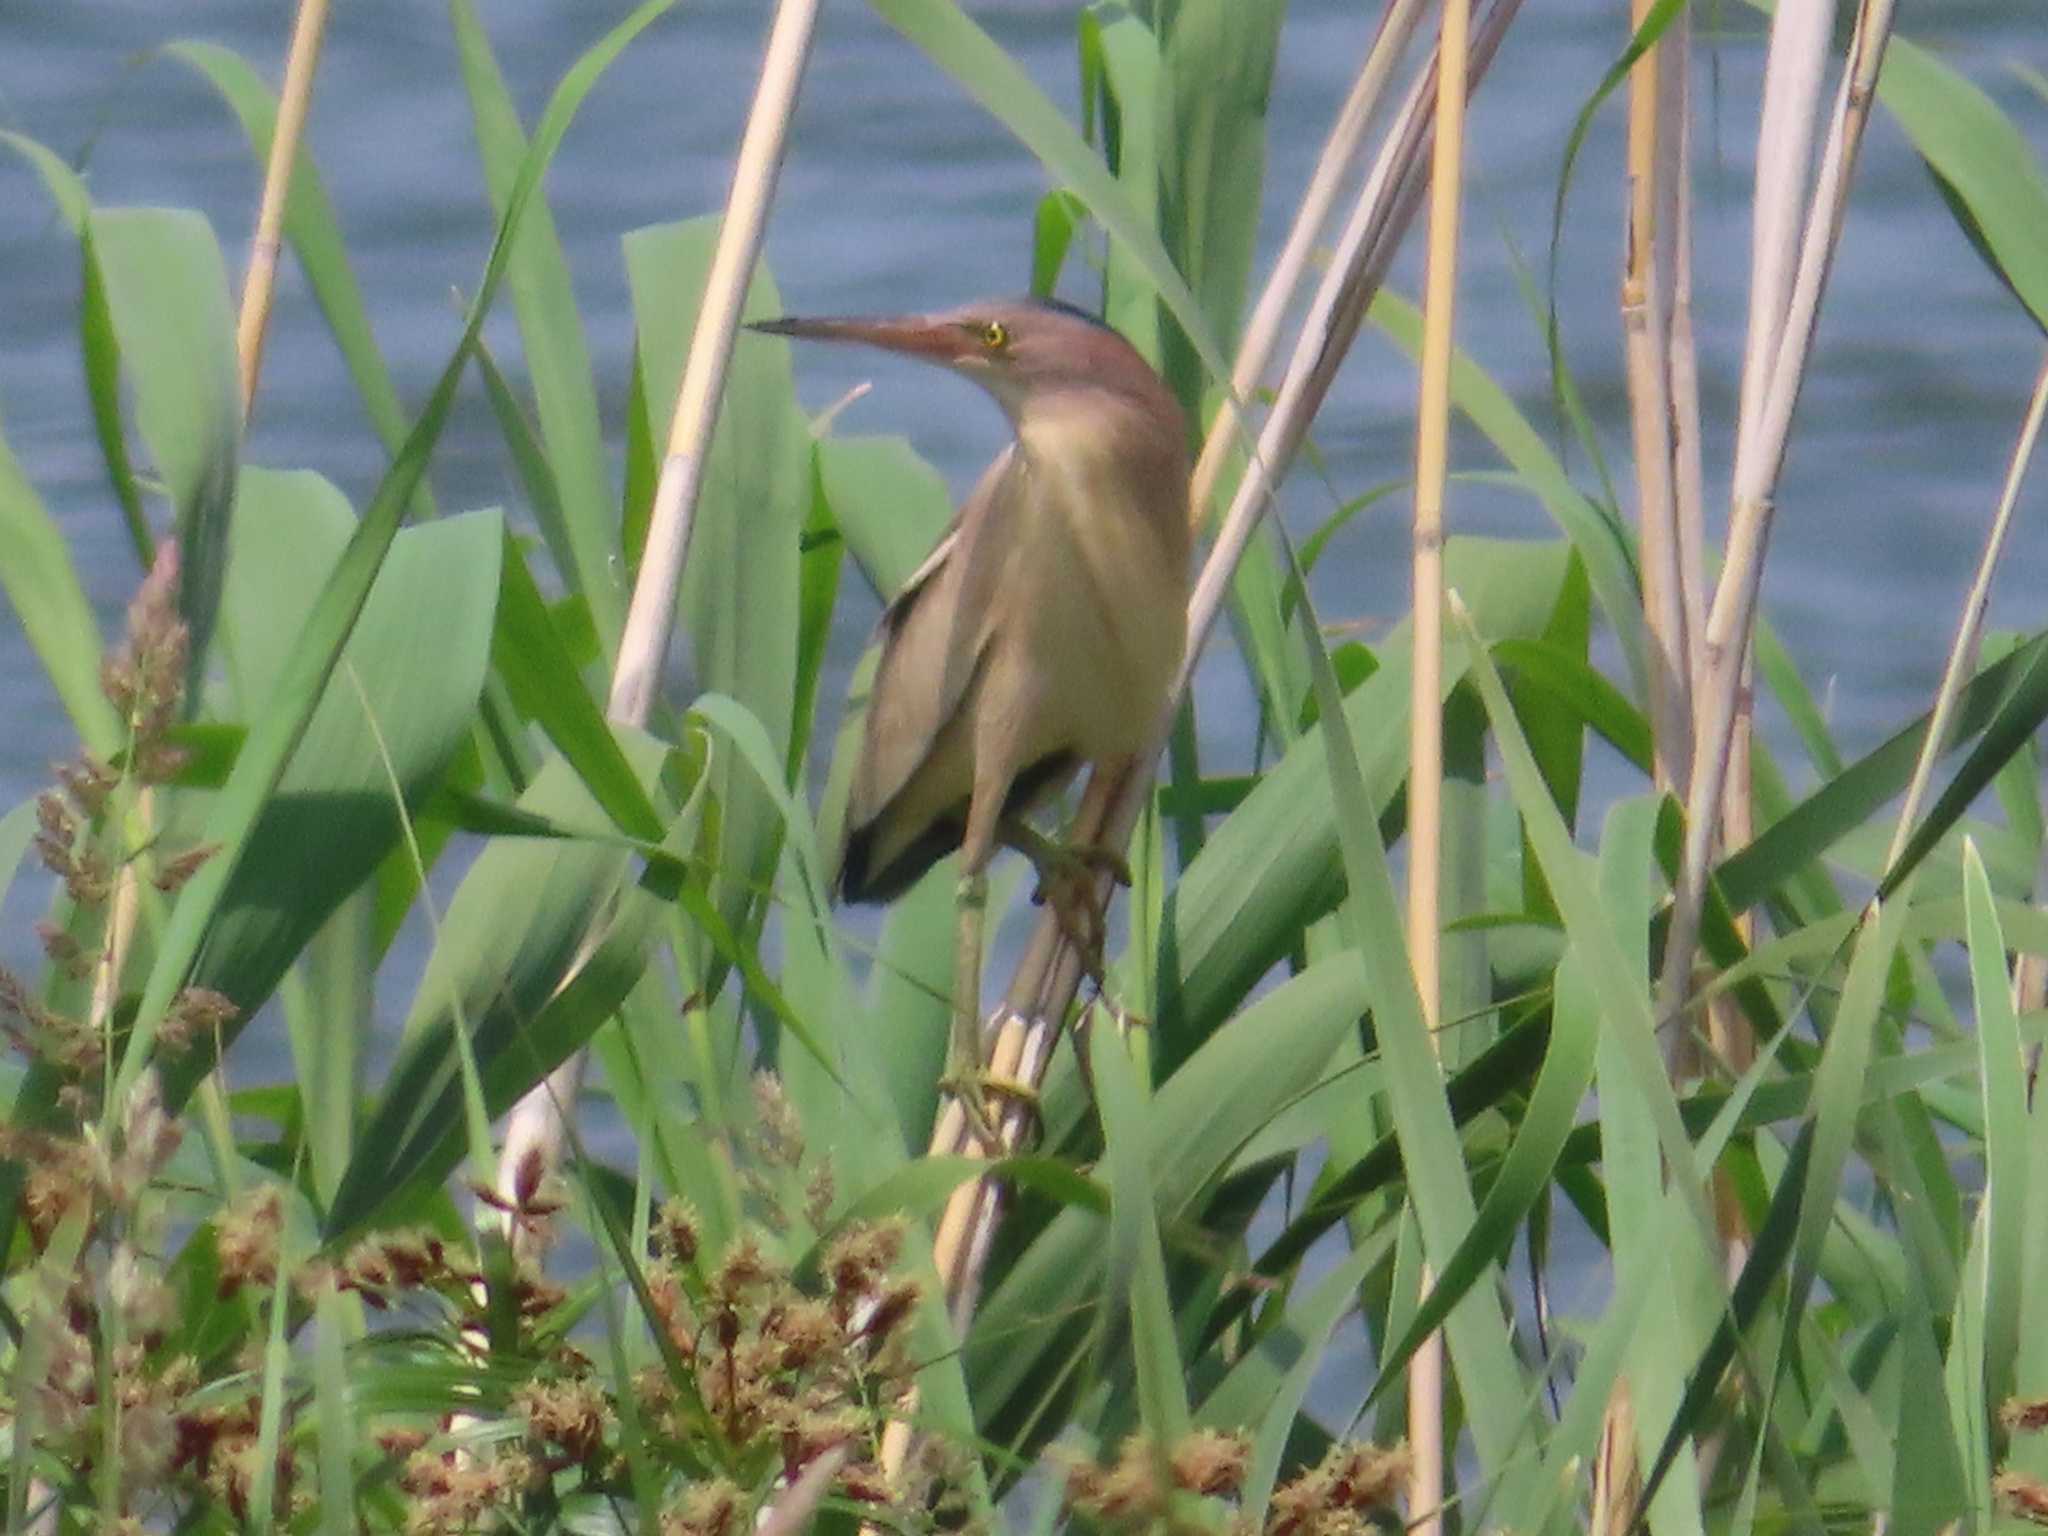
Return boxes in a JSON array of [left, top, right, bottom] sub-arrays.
[[1004, 826, 1128, 985], [940, 1067, 1041, 1155]]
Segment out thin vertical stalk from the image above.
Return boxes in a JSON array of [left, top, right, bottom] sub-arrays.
[[497, 0, 823, 1235], [1667, 62, 1708, 704], [1602, 0, 1707, 1515], [1660, 0, 1899, 1024], [1620, 0, 1693, 793], [236, 0, 333, 421], [1734, 0, 1832, 472], [1405, 0, 1472, 1520], [607, 0, 823, 727]]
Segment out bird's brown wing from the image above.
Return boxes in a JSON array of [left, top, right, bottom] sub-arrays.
[[838, 447, 1023, 894]]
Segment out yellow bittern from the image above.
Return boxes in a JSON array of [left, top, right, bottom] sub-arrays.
[[753, 298, 1191, 1140]]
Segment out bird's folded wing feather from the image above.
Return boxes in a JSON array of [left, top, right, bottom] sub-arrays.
[[848, 446, 1020, 825]]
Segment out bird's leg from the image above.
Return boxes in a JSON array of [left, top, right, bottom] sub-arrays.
[[1000, 821, 1130, 987], [945, 869, 1037, 1152]]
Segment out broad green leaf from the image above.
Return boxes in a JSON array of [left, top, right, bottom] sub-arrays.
[[969, 954, 1367, 1457], [86, 206, 240, 685], [1891, 1261, 1970, 1535], [1157, 538, 1569, 1061], [860, 859, 958, 1148], [1156, 0, 1285, 374], [1030, 188, 1090, 297], [451, 0, 624, 647], [165, 498, 503, 1104], [314, 1283, 357, 1536], [1590, 799, 1707, 1536], [1093, 13, 1166, 364], [1453, 598, 1715, 1238], [1366, 934, 1598, 1405], [1495, 634, 1652, 773], [1880, 37, 2048, 334], [1963, 840, 2027, 1418], [494, 526, 665, 843], [816, 434, 952, 601], [0, 404, 120, 755], [0, 129, 90, 233], [1092, 1024, 1190, 1444], [324, 737, 679, 1241], [1284, 532, 1532, 1493], [285, 892, 374, 1209]]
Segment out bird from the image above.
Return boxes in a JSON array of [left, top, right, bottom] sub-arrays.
[[750, 297, 1192, 1143]]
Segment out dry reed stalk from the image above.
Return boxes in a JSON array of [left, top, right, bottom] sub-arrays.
[[1665, 52, 1708, 669], [236, 0, 333, 421], [497, 0, 823, 1245], [1658, 0, 1900, 1026], [1620, 0, 1695, 793], [1607, 0, 1746, 1493], [1589, 1376, 1641, 1536], [1187, 0, 1430, 525], [876, 0, 1525, 1491], [1403, 0, 1476, 1519], [1698, 0, 1833, 1100]]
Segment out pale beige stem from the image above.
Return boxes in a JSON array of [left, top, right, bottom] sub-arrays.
[[1620, 0, 1693, 794], [1403, 0, 1473, 1518], [497, 0, 823, 1238], [1734, 0, 1831, 473], [1659, 0, 1900, 1025], [1668, 55, 1708, 685], [236, 0, 333, 421], [608, 0, 823, 726], [1605, 0, 1706, 1502]]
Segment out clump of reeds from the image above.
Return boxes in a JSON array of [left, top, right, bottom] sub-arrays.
[[1, 550, 948, 1531]]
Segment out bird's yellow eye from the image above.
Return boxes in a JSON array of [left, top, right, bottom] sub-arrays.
[[980, 319, 1009, 351]]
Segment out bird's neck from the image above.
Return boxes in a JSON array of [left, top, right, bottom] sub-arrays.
[[1014, 390, 1187, 487]]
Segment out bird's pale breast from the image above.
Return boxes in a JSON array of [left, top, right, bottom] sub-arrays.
[[1010, 408, 1189, 763]]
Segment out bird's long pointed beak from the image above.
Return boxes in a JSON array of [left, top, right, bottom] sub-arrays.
[[747, 313, 966, 366]]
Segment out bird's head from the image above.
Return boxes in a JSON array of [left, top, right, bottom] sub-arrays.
[[750, 297, 1168, 426]]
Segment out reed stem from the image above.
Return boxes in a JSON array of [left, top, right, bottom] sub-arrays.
[[1659, 0, 1899, 1027], [236, 0, 333, 421], [498, 0, 823, 1242], [1403, 0, 1473, 1519]]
